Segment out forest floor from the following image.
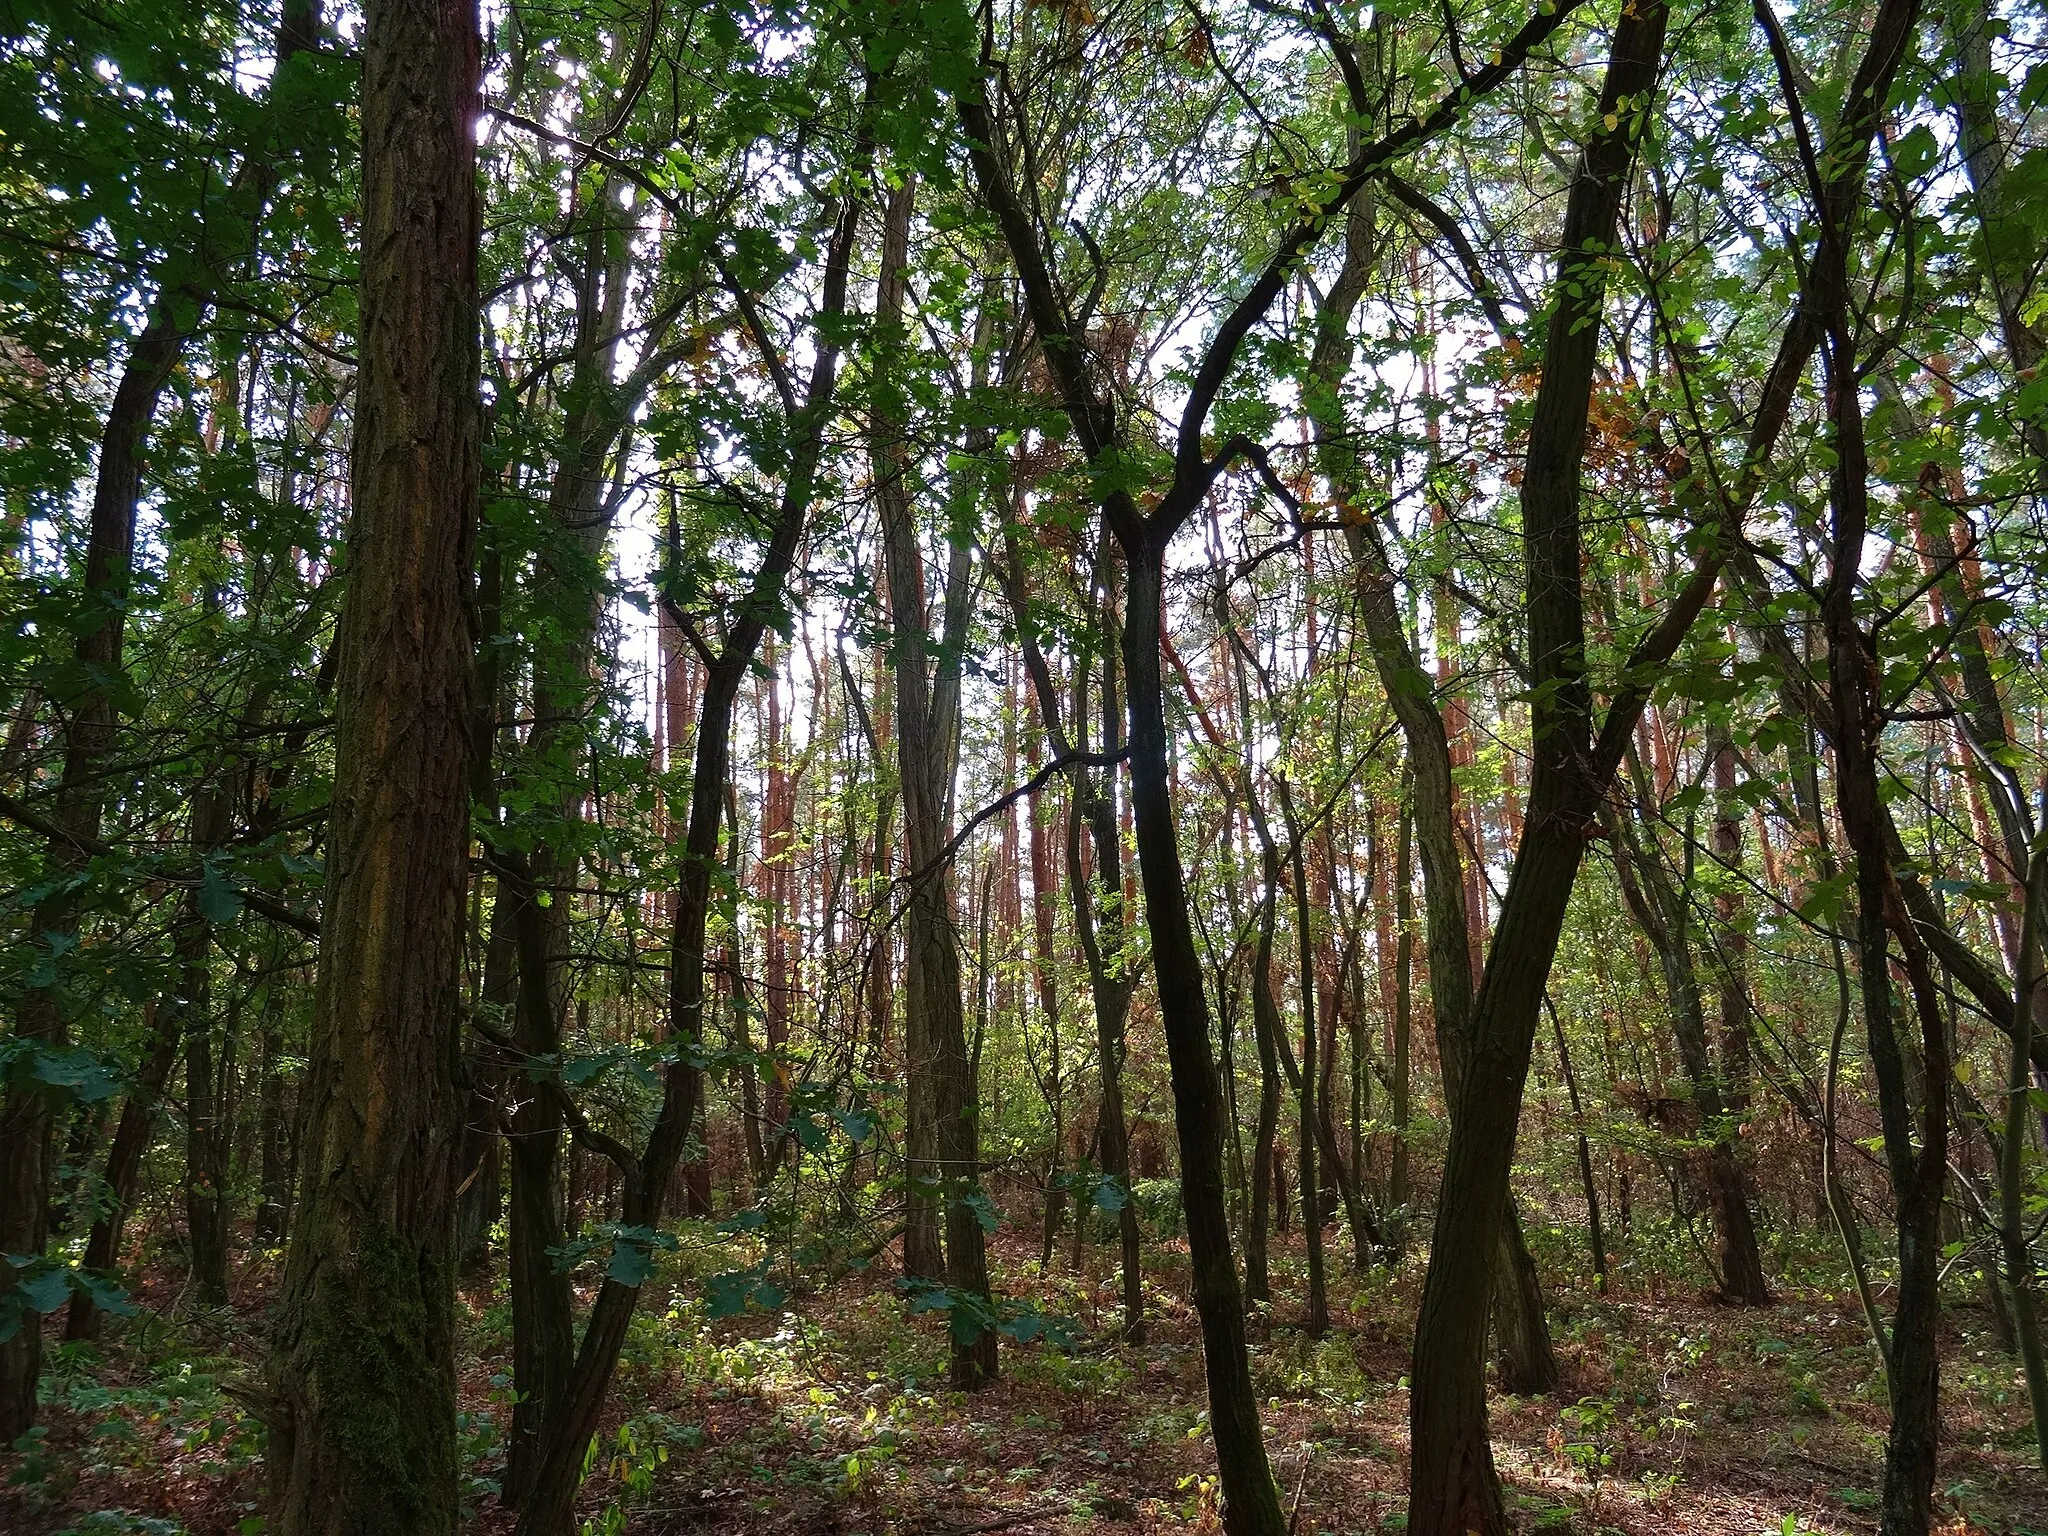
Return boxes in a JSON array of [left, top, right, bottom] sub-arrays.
[[4, 1226, 2046, 1536]]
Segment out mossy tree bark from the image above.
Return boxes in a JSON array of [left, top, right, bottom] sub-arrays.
[[266, 0, 480, 1528]]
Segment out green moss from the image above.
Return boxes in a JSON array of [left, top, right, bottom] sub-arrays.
[[294, 1221, 459, 1532]]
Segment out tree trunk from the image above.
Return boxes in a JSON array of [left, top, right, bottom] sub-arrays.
[[65, 1009, 183, 1341], [1279, 785, 1328, 1333], [1311, 115, 1554, 1383], [181, 781, 236, 1311], [1605, 795, 1769, 1304], [1389, 793, 1414, 1242], [875, 171, 995, 1387], [1545, 999, 1607, 1293], [512, 166, 860, 1536], [1407, 5, 1670, 1528], [3, 0, 322, 1438], [0, 306, 185, 1440], [256, 1002, 297, 1249], [266, 0, 479, 1526], [1123, 543, 1286, 1536]]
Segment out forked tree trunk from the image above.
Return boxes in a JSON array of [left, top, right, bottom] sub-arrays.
[[512, 162, 862, 1536], [266, 0, 480, 1526], [1307, 98, 1555, 1382]]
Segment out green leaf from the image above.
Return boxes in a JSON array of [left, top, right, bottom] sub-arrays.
[[607, 1241, 656, 1287], [1893, 123, 1938, 179], [961, 1186, 1001, 1235], [28, 1046, 120, 1104], [18, 1266, 70, 1315], [198, 860, 245, 924]]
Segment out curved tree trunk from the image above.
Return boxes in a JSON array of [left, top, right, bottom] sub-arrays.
[[1407, 5, 1672, 1528]]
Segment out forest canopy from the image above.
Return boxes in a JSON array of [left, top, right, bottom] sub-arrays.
[[2, 0, 2047, 1532]]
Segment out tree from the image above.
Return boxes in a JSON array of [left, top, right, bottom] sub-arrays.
[[265, 0, 480, 1526]]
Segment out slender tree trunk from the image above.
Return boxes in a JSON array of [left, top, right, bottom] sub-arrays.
[[1390, 793, 1414, 1240], [2002, 834, 2048, 1467], [1279, 785, 1328, 1333], [266, 0, 479, 1526], [256, 1002, 297, 1249], [1123, 543, 1286, 1536], [501, 856, 575, 1510], [181, 783, 235, 1310], [1606, 796, 1769, 1303], [1311, 118, 1555, 1386], [873, 174, 995, 1384], [1246, 833, 1284, 1307], [1407, 7, 1670, 1528], [513, 166, 860, 1536], [65, 1009, 182, 1341], [0, 307, 185, 1439], [1545, 998, 1607, 1292]]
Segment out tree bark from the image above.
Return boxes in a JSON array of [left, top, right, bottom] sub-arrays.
[[1122, 544, 1286, 1535], [266, 0, 479, 1526]]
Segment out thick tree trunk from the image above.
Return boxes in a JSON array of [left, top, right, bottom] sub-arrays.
[[266, 0, 479, 1527]]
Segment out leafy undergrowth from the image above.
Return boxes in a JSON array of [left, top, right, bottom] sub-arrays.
[[5, 1230, 2046, 1536]]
